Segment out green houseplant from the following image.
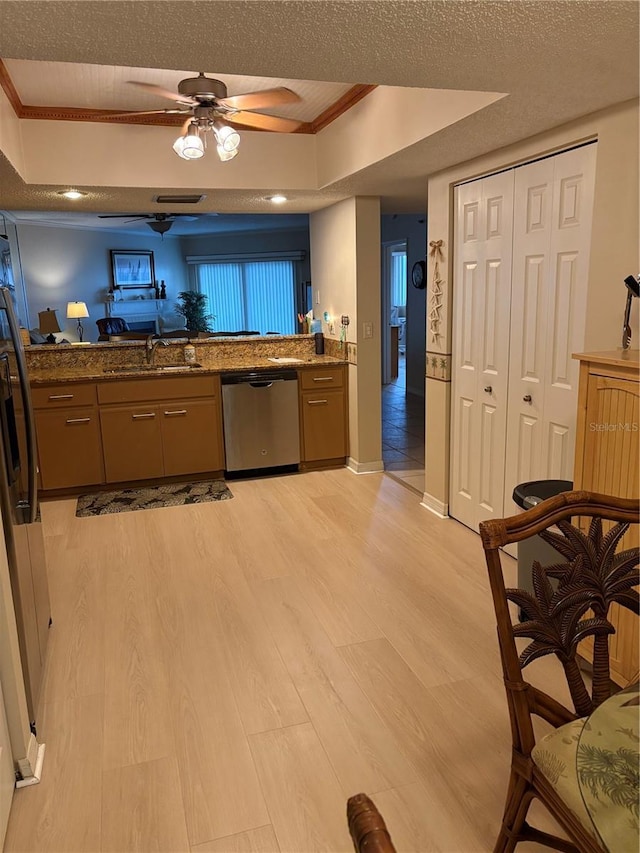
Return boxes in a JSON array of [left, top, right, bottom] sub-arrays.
[[175, 291, 214, 333]]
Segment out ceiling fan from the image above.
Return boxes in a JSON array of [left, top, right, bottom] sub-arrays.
[[107, 72, 302, 161], [98, 212, 207, 235]]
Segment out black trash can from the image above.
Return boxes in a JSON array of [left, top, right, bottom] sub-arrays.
[[512, 479, 573, 606]]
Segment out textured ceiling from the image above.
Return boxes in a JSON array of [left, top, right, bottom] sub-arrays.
[[0, 0, 638, 226]]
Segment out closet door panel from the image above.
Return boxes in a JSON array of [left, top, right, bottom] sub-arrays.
[[543, 144, 597, 483], [451, 171, 514, 530], [504, 158, 554, 516]]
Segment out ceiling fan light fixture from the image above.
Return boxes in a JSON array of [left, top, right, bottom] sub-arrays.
[[213, 121, 240, 152], [216, 144, 239, 162], [181, 132, 205, 160], [148, 220, 173, 235]]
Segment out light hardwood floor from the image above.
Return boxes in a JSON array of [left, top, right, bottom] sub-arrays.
[[4, 469, 565, 852]]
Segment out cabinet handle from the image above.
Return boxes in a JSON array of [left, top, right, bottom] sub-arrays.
[[49, 394, 74, 400], [484, 386, 493, 393], [132, 412, 156, 420], [312, 377, 334, 382], [164, 409, 187, 416], [307, 399, 328, 405], [65, 417, 90, 424], [523, 394, 532, 403]]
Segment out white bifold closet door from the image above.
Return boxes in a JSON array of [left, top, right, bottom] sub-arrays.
[[451, 143, 596, 532], [450, 170, 515, 530]]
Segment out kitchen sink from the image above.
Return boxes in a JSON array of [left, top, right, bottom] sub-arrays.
[[104, 363, 203, 374]]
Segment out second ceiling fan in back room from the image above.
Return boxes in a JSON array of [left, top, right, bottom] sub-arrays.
[[108, 71, 302, 162], [98, 212, 210, 236]]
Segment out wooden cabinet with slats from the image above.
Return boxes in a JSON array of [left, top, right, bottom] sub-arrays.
[[573, 350, 639, 684]]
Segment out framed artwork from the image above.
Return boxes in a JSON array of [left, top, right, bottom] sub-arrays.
[[110, 250, 155, 289]]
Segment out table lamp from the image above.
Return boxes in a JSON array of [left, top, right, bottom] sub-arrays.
[[38, 308, 61, 344], [67, 301, 89, 342]]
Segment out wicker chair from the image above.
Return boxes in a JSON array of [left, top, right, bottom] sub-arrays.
[[347, 794, 397, 853], [479, 491, 639, 853]]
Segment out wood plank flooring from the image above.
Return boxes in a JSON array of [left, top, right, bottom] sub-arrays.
[[4, 469, 565, 852]]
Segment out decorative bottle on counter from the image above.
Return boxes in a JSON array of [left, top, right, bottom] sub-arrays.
[[160, 281, 166, 299], [184, 342, 196, 364]]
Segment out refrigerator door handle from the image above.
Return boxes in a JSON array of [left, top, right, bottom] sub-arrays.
[[1, 292, 38, 524]]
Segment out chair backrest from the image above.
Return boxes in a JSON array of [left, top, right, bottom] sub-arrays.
[[96, 317, 129, 338], [479, 490, 639, 756], [347, 794, 397, 853]]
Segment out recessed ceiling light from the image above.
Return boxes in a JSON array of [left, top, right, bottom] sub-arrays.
[[57, 190, 87, 200], [267, 195, 287, 204]]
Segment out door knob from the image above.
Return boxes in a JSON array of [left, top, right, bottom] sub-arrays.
[[484, 386, 492, 393], [523, 394, 532, 403]]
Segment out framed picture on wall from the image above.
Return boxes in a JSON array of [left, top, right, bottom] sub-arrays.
[[110, 250, 155, 289]]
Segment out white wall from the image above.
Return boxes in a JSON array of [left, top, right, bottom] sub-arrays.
[[310, 197, 382, 470], [13, 224, 188, 342]]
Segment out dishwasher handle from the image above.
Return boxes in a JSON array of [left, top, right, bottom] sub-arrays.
[[249, 380, 278, 388]]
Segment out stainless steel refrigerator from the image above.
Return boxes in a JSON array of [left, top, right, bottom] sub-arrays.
[[0, 287, 50, 727]]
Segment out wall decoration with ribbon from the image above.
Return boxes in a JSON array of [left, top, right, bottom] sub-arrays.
[[428, 239, 445, 345]]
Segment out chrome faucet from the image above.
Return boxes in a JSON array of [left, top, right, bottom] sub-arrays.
[[145, 335, 169, 365]]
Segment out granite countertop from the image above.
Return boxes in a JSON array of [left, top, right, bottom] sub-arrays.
[[28, 354, 347, 385]]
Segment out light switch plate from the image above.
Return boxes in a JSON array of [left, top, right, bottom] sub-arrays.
[[363, 321, 373, 339]]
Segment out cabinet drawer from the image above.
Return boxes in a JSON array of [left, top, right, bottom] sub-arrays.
[[32, 383, 97, 408], [98, 374, 219, 405], [299, 367, 344, 390]]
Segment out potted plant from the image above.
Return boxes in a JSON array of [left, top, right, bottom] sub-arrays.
[[175, 291, 214, 333]]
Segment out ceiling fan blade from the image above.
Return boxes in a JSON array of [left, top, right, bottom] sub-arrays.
[[218, 87, 301, 112], [229, 111, 302, 133], [98, 214, 149, 219], [87, 108, 190, 119], [128, 80, 199, 106]]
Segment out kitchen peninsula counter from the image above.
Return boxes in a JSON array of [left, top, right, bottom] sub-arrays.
[[26, 335, 350, 493], [26, 335, 348, 384]]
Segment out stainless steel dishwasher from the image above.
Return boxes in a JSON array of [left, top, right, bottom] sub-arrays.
[[221, 370, 300, 473]]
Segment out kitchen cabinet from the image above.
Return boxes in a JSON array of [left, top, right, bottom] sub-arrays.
[[299, 366, 348, 464], [98, 374, 224, 483], [573, 350, 639, 685], [32, 382, 104, 490]]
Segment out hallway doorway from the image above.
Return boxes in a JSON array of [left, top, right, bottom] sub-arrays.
[[382, 356, 425, 494]]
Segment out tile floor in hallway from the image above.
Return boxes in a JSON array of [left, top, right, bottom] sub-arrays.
[[382, 355, 425, 495]]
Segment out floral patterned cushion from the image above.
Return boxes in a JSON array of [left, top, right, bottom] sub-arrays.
[[532, 717, 597, 839], [532, 685, 640, 851]]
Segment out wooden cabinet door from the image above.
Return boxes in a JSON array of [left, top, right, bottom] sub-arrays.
[[35, 408, 104, 489], [301, 392, 347, 461], [579, 372, 639, 683], [161, 400, 223, 477], [100, 406, 163, 483]]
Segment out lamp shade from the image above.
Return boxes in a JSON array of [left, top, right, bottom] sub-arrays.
[[66, 301, 89, 320], [38, 308, 61, 334]]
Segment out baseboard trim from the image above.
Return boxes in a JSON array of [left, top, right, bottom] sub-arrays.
[[16, 740, 45, 787], [420, 492, 449, 518], [347, 458, 385, 474]]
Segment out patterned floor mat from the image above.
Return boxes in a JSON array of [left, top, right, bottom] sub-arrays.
[[75, 479, 233, 517]]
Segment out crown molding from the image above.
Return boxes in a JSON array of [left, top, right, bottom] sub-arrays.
[[0, 60, 375, 135]]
